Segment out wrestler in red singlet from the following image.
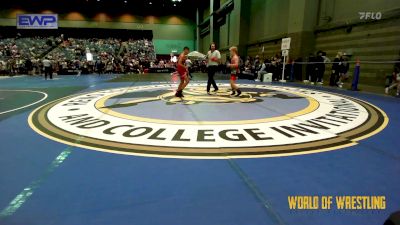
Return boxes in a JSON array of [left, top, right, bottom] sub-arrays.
[[227, 46, 242, 96], [175, 47, 190, 97]]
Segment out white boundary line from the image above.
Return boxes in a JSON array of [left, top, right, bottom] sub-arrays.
[[0, 90, 48, 115]]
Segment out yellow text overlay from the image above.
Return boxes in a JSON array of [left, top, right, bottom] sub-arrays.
[[288, 196, 386, 210]]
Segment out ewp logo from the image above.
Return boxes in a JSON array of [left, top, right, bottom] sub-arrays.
[[17, 14, 58, 29]]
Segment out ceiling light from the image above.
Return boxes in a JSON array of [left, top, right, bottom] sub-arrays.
[[149, 1, 152, 4]]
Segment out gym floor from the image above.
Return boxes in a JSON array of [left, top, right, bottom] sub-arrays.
[[0, 73, 399, 225]]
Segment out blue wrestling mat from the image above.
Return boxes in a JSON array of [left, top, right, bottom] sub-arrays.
[[0, 74, 399, 225]]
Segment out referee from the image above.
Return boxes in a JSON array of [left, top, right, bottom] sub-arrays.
[[206, 42, 220, 94], [42, 57, 53, 80]]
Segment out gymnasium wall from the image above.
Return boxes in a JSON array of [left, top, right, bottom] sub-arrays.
[[197, 0, 400, 86], [221, 0, 241, 51], [247, 0, 290, 44], [247, 41, 281, 60], [0, 9, 196, 55], [199, 0, 241, 56], [314, 0, 400, 85], [243, 0, 400, 86], [318, 0, 400, 25], [245, 0, 319, 59], [315, 19, 400, 86], [202, 33, 211, 55], [245, 0, 400, 53]]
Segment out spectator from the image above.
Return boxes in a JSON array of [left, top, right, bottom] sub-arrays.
[[0, 36, 158, 75], [305, 53, 316, 84], [385, 67, 400, 96], [253, 55, 261, 72], [95, 57, 104, 75], [330, 52, 342, 87], [294, 57, 303, 81], [244, 56, 252, 72], [273, 54, 282, 81], [255, 59, 269, 82], [106, 61, 113, 74], [315, 51, 325, 84], [338, 54, 350, 86], [25, 58, 33, 75]]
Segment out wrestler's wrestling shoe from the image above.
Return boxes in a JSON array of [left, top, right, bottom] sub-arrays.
[[235, 89, 242, 97], [175, 91, 183, 98]]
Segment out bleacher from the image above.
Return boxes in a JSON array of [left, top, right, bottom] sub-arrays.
[[0, 36, 157, 75]]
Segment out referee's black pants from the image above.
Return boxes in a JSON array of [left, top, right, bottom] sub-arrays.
[[44, 67, 52, 80], [207, 65, 219, 92]]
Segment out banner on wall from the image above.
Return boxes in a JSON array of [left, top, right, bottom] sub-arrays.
[[17, 14, 58, 29]]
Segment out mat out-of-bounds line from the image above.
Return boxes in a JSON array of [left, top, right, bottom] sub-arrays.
[[183, 106, 286, 225], [0, 147, 74, 218], [0, 82, 137, 218], [0, 90, 48, 115], [225, 158, 287, 225]]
